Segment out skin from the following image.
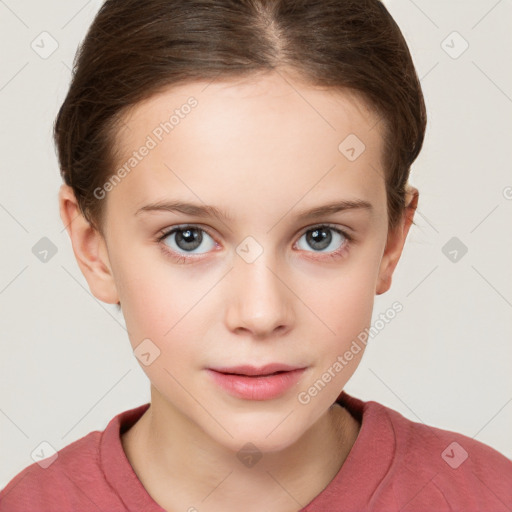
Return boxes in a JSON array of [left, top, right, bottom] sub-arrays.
[[59, 70, 418, 512]]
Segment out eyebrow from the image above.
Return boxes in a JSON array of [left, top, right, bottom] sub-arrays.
[[135, 198, 373, 222]]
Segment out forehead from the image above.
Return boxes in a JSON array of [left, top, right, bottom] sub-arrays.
[[120, 72, 380, 141], [106, 72, 386, 223]]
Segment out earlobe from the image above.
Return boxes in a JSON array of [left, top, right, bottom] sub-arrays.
[[375, 186, 419, 296], [58, 184, 120, 304]]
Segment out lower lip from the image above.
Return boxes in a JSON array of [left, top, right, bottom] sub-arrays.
[[206, 368, 306, 401]]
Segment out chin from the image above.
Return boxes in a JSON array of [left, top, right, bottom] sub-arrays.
[[208, 418, 306, 455]]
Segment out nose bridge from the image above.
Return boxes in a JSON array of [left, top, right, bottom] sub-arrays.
[[226, 239, 293, 335]]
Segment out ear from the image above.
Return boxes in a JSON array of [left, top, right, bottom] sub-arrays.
[[375, 185, 419, 295], [58, 184, 120, 304]]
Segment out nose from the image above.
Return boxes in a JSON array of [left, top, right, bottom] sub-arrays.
[[224, 254, 294, 338]]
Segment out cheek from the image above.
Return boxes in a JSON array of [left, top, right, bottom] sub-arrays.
[[312, 247, 381, 325], [318, 277, 375, 355], [111, 251, 216, 371], [294, 269, 377, 409], [120, 276, 200, 348], [308, 244, 382, 363], [110, 249, 180, 343], [117, 273, 202, 399]]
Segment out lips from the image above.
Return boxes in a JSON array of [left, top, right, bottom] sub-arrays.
[[209, 363, 304, 377], [206, 366, 307, 400]]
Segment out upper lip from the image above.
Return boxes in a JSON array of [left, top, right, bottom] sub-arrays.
[[209, 363, 305, 376]]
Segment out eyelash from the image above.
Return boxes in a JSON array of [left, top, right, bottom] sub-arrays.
[[156, 223, 354, 264]]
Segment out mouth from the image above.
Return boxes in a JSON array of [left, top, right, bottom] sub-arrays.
[[224, 371, 287, 377], [206, 364, 307, 401], [208, 363, 305, 377]]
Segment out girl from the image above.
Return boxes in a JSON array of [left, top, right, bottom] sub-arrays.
[[1, 1, 511, 510]]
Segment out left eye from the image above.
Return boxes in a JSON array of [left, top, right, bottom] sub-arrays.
[[296, 225, 348, 253], [160, 226, 216, 255]]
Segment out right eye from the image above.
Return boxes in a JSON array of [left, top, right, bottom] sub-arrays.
[[158, 225, 218, 261]]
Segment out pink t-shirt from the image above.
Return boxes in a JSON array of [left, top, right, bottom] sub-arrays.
[[1, 391, 511, 511]]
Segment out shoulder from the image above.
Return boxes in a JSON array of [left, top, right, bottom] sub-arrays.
[[380, 402, 512, 470], [374, 400, 512, 510], [0, 402, 149, 512], [0, 429, 106, 511]]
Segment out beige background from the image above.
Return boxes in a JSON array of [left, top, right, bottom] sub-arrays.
[[1, 0, 511, 488]]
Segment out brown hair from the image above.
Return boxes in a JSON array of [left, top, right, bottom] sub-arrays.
[[54, 0, 426, 235]]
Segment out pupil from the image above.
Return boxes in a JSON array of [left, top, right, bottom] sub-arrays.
[[176, 228, 202, 250], [308, 228, 331, 250]]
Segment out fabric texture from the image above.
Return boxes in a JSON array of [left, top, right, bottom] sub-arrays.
[[1, 391, 511, 511]]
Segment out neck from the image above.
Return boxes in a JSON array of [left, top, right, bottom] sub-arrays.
[[122, 387, 360, 512]]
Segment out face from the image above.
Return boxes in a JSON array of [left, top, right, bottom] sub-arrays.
[[64, 71, 412, 453]]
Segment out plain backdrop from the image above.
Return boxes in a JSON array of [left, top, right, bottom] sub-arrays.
[[1, 0, 511, 489]]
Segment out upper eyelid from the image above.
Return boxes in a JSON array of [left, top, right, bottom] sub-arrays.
[[158, 223, 352, 243], [158, 223, 217, 240]]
